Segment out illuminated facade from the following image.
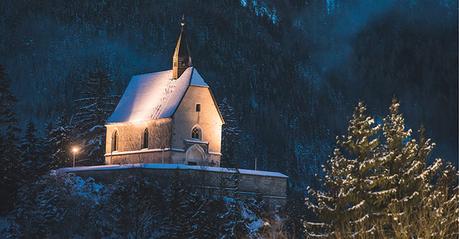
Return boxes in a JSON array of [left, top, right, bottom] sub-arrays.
[[105, 20, 224, 166]]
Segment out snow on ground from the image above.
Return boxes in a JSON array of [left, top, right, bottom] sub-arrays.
[[63, 175, 106, 204], [240, 202, 265, 234]]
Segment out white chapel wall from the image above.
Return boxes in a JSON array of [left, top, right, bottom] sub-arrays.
[[171, 86, 223, 163]]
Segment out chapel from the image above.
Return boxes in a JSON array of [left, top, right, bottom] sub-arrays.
[[105, 19, 224, 166]]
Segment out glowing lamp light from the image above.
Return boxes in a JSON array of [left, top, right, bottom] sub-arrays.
[[71, 146, 80, 167], [71, 146, 80, 154]]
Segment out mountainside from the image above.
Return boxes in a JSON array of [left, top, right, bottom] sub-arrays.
[[0, 0, 457, 188]]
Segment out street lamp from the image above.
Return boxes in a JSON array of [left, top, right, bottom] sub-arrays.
[[71, 146, 80, 167]]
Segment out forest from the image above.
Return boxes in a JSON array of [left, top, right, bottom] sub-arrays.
[[0, 0, 457, 238]]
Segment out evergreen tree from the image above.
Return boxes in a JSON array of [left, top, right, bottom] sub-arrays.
[[217, 197, 248, 238], [0, 64, 21, 212], [103, 176, 164, 238], [73, 69, 117, 165], [0, 65, 17, 130], [47, 117, 73, 169], [219, 97, 241, 168], [163, 171, 195, 239], [379, 99, 458, 238], [189, 199, 224, 239], [41, 122, 54, 169], [8, 174, 105, 238], [18, 121, 47, 184], [0, 126, 21, 212], [305, 102, 381, 238], [284, 189, 308, 238], [305, 100, 458, 238]]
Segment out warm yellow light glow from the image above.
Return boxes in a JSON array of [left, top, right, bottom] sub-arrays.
[[71, 146, 80, 154]]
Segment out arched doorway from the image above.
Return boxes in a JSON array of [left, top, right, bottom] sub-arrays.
[[185, 144, 206, 165]]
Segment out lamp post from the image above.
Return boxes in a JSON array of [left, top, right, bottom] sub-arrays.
[[71, 146, 80, 167]]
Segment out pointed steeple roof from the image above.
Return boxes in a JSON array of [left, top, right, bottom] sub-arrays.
[[172, 15, 192, 79]]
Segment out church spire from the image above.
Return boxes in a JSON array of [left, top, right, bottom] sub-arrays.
[[172, 15, 192, 79]]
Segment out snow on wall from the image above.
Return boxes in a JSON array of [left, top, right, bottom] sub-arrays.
[[55, 163, 288, 178], [107, 67, 208, 124]]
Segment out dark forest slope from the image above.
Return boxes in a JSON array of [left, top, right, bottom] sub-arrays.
[[0, 0, 457, 187]]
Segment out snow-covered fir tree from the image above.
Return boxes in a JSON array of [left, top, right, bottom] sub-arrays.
[[9, 174, 105, 238], [164, 171, 196, 239], [219, 97, 242, 168], [305, 99, 458, 238], [379, 99, 458, 238], [72, 69, 117, 165], [305, 101, 382, 238], [102, 176, 165, 238], [0, 65, 17, 130], [0, 64, 21, 212], [22, 122, 49, 177], [0, 126, 21, 212], [46, 117, 73, 169], [17, 122, 36, 179], [40, 122, 54, 169], [284, 189, 308, 238]]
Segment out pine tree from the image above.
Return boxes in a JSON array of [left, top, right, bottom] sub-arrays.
[[379, 99, 458, 238], [305, 100, 459, 238], [219, 97, 241, 168], [427, 162, 459, 238], [184, 193, 215, 239], [305, 102, 382, 238], [164, 171, 194, 239], [284, 189, 308, 238], [0, 126, 21, 212], [41, 122, 54, 168], [18, 121, 47, 185], [47, 117, 73, 169], [0, 64, 21, 212], [73, 69, 117, 165], [218, 197, 246, 238], [0, 65, 17, 131], [8, 174, 107, 238], [103, 176, 164, 238]]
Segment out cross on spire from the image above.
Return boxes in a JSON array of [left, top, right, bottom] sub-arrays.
[[181, 14, 185, 28]]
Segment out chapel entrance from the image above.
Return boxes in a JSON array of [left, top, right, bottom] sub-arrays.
[[185, 144, 207, 165]]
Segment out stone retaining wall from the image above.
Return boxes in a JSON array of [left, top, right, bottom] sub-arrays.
[[57, 164, 288, 207]]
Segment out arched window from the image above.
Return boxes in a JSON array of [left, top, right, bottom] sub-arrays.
[[112, 130, 118, 152], [142, 128, 149, 149], [191, 126, 201, 140]]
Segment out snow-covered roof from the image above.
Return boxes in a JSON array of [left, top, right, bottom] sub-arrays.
[[107, 67, 208, 124], [55, 164, 288, 178]]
